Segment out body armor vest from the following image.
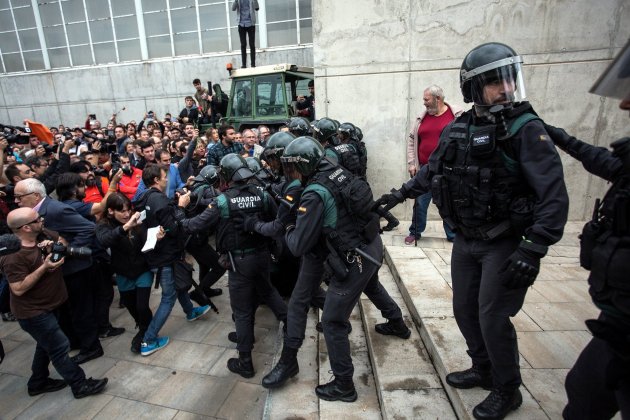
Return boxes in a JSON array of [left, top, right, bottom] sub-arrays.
[[308, 164, 377, 252], [331, 143, 361, 176], [429, 109, 538, 239], [216, 183, 267, 252]]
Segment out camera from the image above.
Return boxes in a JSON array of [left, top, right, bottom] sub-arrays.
[[50, 242, 92, 263]]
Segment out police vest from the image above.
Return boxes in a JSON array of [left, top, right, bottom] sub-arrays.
[[307, 163, 378, 252], [331, 143, 361, 176], [429, 109, 539, 239], [581, 172, 630, 319], [351, 139, 368, 178], [215, 183, 268, 252]]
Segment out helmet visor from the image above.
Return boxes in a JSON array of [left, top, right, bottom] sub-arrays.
[[469, 61, 526, 105], [590, 41, 630, 101]]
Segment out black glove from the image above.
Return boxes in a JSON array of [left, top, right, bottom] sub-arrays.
[[498, 240, 548, 289], [277, 202, 298, 228], [233, 215, 259, 233], [543, 123, 574, 149], [376, 188, 405, 211]]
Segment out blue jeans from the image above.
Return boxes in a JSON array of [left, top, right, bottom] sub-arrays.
[[18, 310, 86, 392], [143, 266, 194, 343], [409, 191, 455, 240]]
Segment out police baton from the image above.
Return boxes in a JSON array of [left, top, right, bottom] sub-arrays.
[[353, 247, 382, 268]]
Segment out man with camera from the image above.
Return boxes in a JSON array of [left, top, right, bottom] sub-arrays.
[[69, 160, 109, 204], [14, 178, 104, 364], [116, 154, 143, 200], [2, 206, 108, 399], [25, 139, 74, 195]]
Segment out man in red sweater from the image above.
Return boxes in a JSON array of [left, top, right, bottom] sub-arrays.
[[116, 154, 143, 200], [405, 85, 462, 244]]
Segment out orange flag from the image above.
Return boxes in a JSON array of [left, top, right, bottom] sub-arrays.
[[24, 120, 53, 145]]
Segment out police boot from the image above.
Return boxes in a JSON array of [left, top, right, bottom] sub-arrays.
[[315, 376, 357, 402], [189, 289, 209, 307], [472, 387, 522, 420], [381, 211, 400, 232], [261, 346, 299, 389], [374, 317, 411, 339], [446, 364, 493, 390], [227, 351, 255, 378]]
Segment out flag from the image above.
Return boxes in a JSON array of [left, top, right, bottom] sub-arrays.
[[24, 120, 53, 144]]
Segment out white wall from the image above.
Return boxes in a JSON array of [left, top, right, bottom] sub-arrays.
[[312, 0, 630, 220]]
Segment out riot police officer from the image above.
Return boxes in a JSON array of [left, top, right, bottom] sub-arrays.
[[544, 40, 630, 419], [288, 116, 311, 137], [377, 42, 569, 419], [278, 136, 409, 402]]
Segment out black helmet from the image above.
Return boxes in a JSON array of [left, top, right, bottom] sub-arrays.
[[281, 136, 324, 177], [263, 131, 295, 159], [460, 42, 526, 105], [245, 157, 263, 173], [288, 117, 311, 136], [338, 122, 357, 141], [219, 153, 253, 182], [312, 118, 338, 144], [590, 39, 630, 101], [193, 164, 219, 185], [355, 126, 363, 141]]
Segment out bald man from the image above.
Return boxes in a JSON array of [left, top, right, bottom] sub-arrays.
[[2, 207, 108, 399]]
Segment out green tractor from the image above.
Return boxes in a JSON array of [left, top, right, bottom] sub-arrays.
[[219, 63, 313, 132]]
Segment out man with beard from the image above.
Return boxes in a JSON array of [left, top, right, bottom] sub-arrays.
[[207, 125, 243, 166], [405, 85, 461, 245], [69, 161, 109, 204], [55, 171, 123, 221]]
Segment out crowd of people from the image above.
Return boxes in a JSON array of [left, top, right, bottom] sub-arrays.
[[0, 38, 628, 420]]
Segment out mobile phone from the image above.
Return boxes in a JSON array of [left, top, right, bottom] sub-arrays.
[[139, 210, 146, 222]]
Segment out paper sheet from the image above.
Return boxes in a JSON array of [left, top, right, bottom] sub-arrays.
[[142, 226, 160, 253]]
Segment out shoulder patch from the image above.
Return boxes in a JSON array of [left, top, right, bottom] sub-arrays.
[[539, 134, 550, 141]]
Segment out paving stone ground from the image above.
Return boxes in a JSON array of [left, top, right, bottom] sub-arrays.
[[0, 220, 615, 419]]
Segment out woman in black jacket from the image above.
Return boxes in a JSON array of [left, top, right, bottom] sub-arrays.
[[96, 193, 153, 354]]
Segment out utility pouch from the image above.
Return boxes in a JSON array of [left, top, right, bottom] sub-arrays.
[[579, 220, 603, 270], [324, 252, 349, 281], [431, 175, 452, 218], [362, 212, 380, 242], [469, 126, 496, 158]]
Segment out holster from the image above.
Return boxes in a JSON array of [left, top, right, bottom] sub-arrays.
[[324, 252, 349, 281]]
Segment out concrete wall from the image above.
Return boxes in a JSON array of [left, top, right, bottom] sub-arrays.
[[313, 0, 629, 221], [0, 46, 313, 128]]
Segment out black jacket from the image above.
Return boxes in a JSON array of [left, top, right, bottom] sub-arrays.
[[95, 221, 149, 279]]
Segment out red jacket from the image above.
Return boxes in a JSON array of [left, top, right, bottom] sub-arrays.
[[117, 167, 143, 200]]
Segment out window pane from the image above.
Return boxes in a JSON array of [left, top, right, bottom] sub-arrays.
[[231, 79, 252, 117], [267, 21, 296, 47], [48, 47, 71, 68], [0, 0, 9, 9], [71, 44, 92, 65], [3, 53, 24, 72], [201, 29, 228, 53], [44, 26, 66, 48], [147, 35, 171, 58], [299, 18, 311, 43], [39, 2, 63, 26], [230, 25, 260, 49], [94, 41, 116, 64], [14, 5, 35, 29], [255, 75, 285, 117], [114, 16, 138, 39], [266, 0, 296, 22], [298, 0, 311, 18], [199, 4, 227, 30], [171, 7, 197, 34], [24, 50, 45, 70], [0, 10, 15, 31], [117, 38, 140, 61], [111, 0, 135, 16], [143, 11, 169, 36], [90, 18, 113, 42], [11, 0, 30, 6], [85, 0, 110, 20], [0, 31, 20, 53], [19, 29, 41, 50], [141, 0, 165, 12], [67, 21, 88, 45], [173, 32, 198, 56], [61, 0, 86, 22]]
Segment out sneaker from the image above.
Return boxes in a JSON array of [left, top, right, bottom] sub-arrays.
[[404, 235, 419, 245], [141, 336, 169, 356], [186, 305, 210, 322]]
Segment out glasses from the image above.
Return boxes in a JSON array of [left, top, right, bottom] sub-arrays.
[[16, 215, 43, 229], [14, 191, 36, 200]]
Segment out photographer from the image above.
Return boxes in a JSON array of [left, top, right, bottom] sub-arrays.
[[96, 193, 153, 354], [25, 139, 73, 195], [116, 154, 143, 200], [69, 160, 109, 204], [1, 207, 108, 399], [55, 169, 123, 221]]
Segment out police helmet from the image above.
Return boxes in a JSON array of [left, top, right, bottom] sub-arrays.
[[219, 153, 254, 182], [312, 118, 338, 144], [355, 126, 363, 141], [281, 136, 324, 177], [263, 131, 296, 160], [590, 39, 630, 102], [460, 42, 526, 105], [193, 164, 219, 185], [288, 117, 311, 136], [338, 122, 357, 141]]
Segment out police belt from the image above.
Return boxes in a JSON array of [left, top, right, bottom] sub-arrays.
[[456, 220, 512, 241]]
